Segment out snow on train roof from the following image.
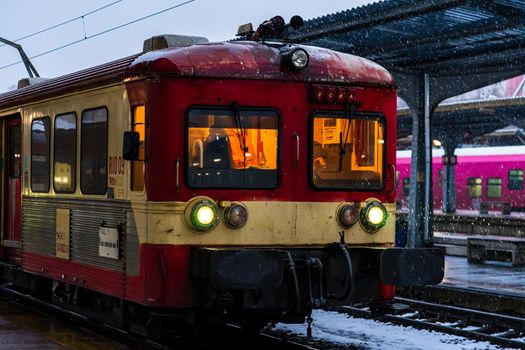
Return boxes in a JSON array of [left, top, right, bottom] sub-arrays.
[[126, 41, 394, 85], [397, 145, 525, 158]]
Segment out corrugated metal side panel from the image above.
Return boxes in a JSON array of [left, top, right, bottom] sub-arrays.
[[70, 202, 127, 270], [126, 210, 141, 276], [22, 199, 56, 256], [22, 197, 130, 272]]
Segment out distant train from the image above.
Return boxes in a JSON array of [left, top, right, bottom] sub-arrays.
[[0, 16, 443, 336], [396, 146, 525, 212]]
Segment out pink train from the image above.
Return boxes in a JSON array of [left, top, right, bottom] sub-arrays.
[[396, 146, 525, 212]]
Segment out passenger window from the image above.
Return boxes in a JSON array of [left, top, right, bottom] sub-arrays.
[[467, 177, 482, 198], [81, 108, 108, 194], [31, 117, 51, 192], [508, 169, 523, 190], [402, 177, 410, 196], [186, 108, 278, 188], [486, 177, 502, 198], [437, 169, 443, 188], [54, 113, 77, 193], [131, 105, 146, 192]]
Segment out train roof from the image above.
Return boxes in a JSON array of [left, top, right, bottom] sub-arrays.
[[127, 41, 394, 85], [397, 145, 525, 159], [0, 40, 394, 110]]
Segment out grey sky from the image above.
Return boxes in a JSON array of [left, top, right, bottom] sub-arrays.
[[0, 0, 374, 91]]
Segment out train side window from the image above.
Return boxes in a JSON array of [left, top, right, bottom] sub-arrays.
[[131, 105, 146, 192], [467, 177, 482, 198], [437, 169, 443, 188], [54, 113, 77, 193], [508, 169, 523, 190], [31, 117, 51, 192], [486, 177, 502, 198], [81, 107, 108, 195], [402, 177, 410, 196]]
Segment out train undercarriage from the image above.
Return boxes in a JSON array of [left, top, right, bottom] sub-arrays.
[[0, 243, 443, 338]]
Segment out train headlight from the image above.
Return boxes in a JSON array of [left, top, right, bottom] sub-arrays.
[[225, 203, 248, 228], [337, 204, 358, 229], [291, 49, 309, 70], [281, 47, 309, 72], [360, 201, 388, 232], [186, 197, 219, 232]]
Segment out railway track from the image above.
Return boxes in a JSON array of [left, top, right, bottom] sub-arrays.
[[333, 297, 525, 349], [399, 284, 525, 315], [0, 283, 318, 350]]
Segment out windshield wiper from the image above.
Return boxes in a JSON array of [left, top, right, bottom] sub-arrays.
[[339, 105, 354, 171], [230, 101, 247, 168]]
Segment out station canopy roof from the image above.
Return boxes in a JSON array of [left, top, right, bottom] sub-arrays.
[[290, 0, 525, 77], [290, 0, 525, 141]]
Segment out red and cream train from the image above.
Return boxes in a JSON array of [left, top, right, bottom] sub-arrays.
[[0, 18, 443, 333]]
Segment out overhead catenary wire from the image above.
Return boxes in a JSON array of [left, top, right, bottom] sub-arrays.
[[0, 0, 123, 47], [0, 0, 196, 72]]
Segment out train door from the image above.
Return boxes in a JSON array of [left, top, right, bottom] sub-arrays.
[[4, 116, 22, 264]]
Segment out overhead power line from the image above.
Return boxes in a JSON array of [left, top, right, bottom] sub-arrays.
[[0, 0, 196, 72], [0, 0, 123, 47]]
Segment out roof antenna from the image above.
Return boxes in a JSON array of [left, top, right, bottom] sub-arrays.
[[0, 36, 39, 78]]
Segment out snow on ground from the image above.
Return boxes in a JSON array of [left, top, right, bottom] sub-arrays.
[[275, 309, 502, 350]]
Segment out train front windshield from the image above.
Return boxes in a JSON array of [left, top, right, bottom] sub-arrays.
[[187, 108, 278, 188], [311, 113, 385, 189]]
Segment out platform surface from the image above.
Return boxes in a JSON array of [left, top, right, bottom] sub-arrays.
[[442, 255, 525, 295], [0, 298, 130, 350]]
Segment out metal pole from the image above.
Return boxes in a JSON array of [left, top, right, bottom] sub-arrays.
[[442, 141, 457, 213], [407, 73, 433, 248]]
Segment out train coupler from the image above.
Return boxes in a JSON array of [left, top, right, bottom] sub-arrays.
[[379, 247, 445, 286]]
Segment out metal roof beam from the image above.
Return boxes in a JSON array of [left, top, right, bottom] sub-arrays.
[[345, 17, 520, 56], [478, 0, 525, 21], [420, 53, 525, 75], [291, 0, 473, 43], [381, 37, 525, 69]]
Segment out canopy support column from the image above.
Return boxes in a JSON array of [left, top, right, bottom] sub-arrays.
[[441, 139, 460, 213], [407, 73, 435, 248]]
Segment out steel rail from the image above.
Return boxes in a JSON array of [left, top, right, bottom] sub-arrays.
[[332, 297, 525, 349]]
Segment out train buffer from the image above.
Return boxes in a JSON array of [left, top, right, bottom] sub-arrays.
[[467, 235, 525, 266]]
